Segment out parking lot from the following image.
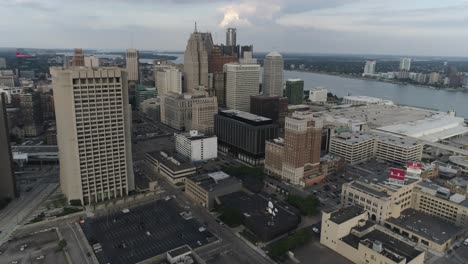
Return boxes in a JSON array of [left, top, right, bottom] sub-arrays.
[[0, 229, 66, 264], [80, 199, 217, 264]]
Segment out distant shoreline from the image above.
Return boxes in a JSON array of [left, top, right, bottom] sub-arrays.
[[287, 69, 468, 93]]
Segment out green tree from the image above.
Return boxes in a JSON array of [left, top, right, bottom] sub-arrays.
[[286, 195, 320, 216]]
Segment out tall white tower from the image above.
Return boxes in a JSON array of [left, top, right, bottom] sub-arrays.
[[126, 49, 140, 82], [263, 51, 284, 97]]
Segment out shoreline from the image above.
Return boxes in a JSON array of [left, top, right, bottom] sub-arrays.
[[286, 70, 468, 93]]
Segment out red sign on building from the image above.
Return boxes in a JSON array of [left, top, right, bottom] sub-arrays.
[[407, 162, 422, 170], [389, 168, 406, 181]]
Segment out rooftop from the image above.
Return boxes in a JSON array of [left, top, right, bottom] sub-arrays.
[[188, 172, 241, 192], [178, 130, 215, 141], [376, 133, 421, 148], [344, 95, 393, 105], [329, 205, 366, 224], [167, 245, 192, 258], [147, 150, 195, 172], [350, 181, 391, 198], [220, 109, 271, 122], [333, 132, 375, 144], [386, 209, 464, 244], [286, 78, 303, 82]]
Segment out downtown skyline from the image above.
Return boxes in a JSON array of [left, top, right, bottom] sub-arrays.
[[0, 0, 467, 56]]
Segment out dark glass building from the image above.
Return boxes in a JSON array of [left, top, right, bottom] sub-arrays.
[[250, 95, 288, 127], [215, 110, 279, 165]]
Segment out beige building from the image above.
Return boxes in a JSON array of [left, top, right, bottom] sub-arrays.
[[126, 48, 139, 82], [184, 31, 213, 94], [71, 48, 85, 67], [329, 132, 376, 164], [51, 67, 134, 205], [265, 111, 325, 186], [262, 51, 284, 97], [160, 92, 217, 132], [321, 205, 425, 264], [145, 150, 196, 185], [185, 171, 242, 209], [375, 134, 423, 165], [224, 63, 260, 112], [155, 65, 182, 96]]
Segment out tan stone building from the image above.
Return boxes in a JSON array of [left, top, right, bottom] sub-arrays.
[[184, 31, 213, 94], [51, 67, 134, 205], [224, 63, 260, 112], [71, 48, 84, 67], [329, 132, 376, 164]]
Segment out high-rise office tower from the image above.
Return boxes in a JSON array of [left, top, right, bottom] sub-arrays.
[[263, 51, 284, 97], [265, 111, 323, 185], [399, 58, 412, 71], [0, 94, 17, 199], [363, 61, 376, 76], [51, 67, 134, 205], [285, 78, 304, 105], [126, 49, 140, 82], [184, 29, 213, 94], [155, 65, 182, 96], [71, 48, 85, 67], [224, 62, 260, 112], [20, 92, 44, 137], [226, 28, 237, 47], [209, 45, 238, 106]]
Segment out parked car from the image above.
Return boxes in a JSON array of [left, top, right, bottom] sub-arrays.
[[312, 227, 320, 233]]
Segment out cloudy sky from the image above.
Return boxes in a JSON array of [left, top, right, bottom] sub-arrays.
[[0, 0, 467, 56]]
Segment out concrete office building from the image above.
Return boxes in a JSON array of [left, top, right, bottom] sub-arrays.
[[309, 87, 328, 104], [265, 111, 324, 186], [185, 171, 242, 209], [126, 48, 139, 82], [0, 94, 17, 199], [145, 150, 196, 185], [262, 52, 284, 97], [135, 84, 156, 109], [375, 134, 423, 166], [215, 110, 279, 165], [175, 130, 217, 162], [84, 56, 99, 68], [184, 29, 213, 93], [160, 93, 217, 132], [51, 67, 134, 205], [400, 58, 412, 71], [285, 78, 304, 105], [321, 206, 425, 264], [209, 45, 238, 106], [249, 95, 288, 125], [71, 48, 85, 67], [329, 132, 376, 164], [224, 63, 260, 112], [155, 65, 182, 96], [20, 92, 44, 137], [362, 61, 376, 76], [139, 97, 160, 121]]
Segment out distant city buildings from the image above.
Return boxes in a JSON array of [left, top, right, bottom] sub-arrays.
[[308, 87, 328, 104], [0, 94, 17, 199], [126, 48, 139, 82], [0, 57, 6, 68], [71, 48, 85, 67], [262, 52, 284, 97], [224, 62, 260, 112], [215, 110, 279, 165], [183, 29, 213, 93], [399, 57, 412, 71], [19, 92, 44, 137], [155, 64, 182, 96], [51, 67, 134, 205], [285, 78, 304, 105], [175, 130, 217, 162], [362, 61, 376, 76], [135, 84, 156, 109]]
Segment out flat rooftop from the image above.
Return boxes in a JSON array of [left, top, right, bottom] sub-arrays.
[[167, 245, 191, 258], [220, 109, 271, 122], [333, 132, 375, 144], [342, 229, 423, 263], [146, 150, 195, 171], [375, 133, 420, 148], [386, 209, 464, 244], [329, 205, 366, 224], [350, 181, 391, 198], [188, 173, 241, 192], [344, 95, 393, 104]]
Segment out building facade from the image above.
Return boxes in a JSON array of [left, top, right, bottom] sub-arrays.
[[263, 52, 284, 97], [399, 58, 412, 71], [51, 67, 134, 205], [135, 84, 156, 109], [139, 97, 160, 121], [0, 94, 17, 199], [126, 48, 139, 82], [285, 78, 304, 105], [71, 48, 85, 67], [20, 92, 44, 137], [215, 110, 279, 165], [191, 97, 218, 135], [175, 130, 218, 162], [329, 132, 376, 164], [155, 65, 182, 96], [224, 63, 260, 112], [375, 135, 423, 166], [184, 31, 213, 93], [84, 56, 99, 68], [363, 61, 376, 76], [309, 87, 328, 104], [145, 150, 196, 185]]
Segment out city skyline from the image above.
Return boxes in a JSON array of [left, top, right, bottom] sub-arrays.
[[0, 0, 467, 56]]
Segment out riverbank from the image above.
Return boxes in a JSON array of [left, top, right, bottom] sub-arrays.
[[289, 69, 468, 93]]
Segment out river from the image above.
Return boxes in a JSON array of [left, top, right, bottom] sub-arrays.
[[284, 71, 468, 118]]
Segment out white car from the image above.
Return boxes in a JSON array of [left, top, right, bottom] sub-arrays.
[[312, 227, 320, 233]]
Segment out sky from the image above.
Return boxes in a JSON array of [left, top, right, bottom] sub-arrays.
[[0, 0, 468, 56]]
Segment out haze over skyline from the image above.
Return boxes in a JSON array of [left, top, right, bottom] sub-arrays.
[[0, 0, 467, 56]]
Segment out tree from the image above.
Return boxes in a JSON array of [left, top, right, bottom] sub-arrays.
[[58, 239, 67, 250], [219, 207, 243, 227], [69, 199, 82, 206], [286, 195, 320, 216]]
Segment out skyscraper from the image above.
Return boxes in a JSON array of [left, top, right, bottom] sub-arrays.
[[209, 45, 238, 106], [285, 78, 304, 105], [71, 48, 85, 67], [265, 111, 323, 186], [0, 94, 17, 199], [155, 65, 182, 96], [184, 29, 213, 94], [263, 52, 284, 97], [126, 49, 139, 82], [224, 62, 260, 112], [226, 28, 237, 47], [399, 58, 412, 71], [51, 67, 134, 205], [363, 61, 376, 76]]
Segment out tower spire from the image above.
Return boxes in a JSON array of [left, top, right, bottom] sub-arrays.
[[195, 21, 198, 33]]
